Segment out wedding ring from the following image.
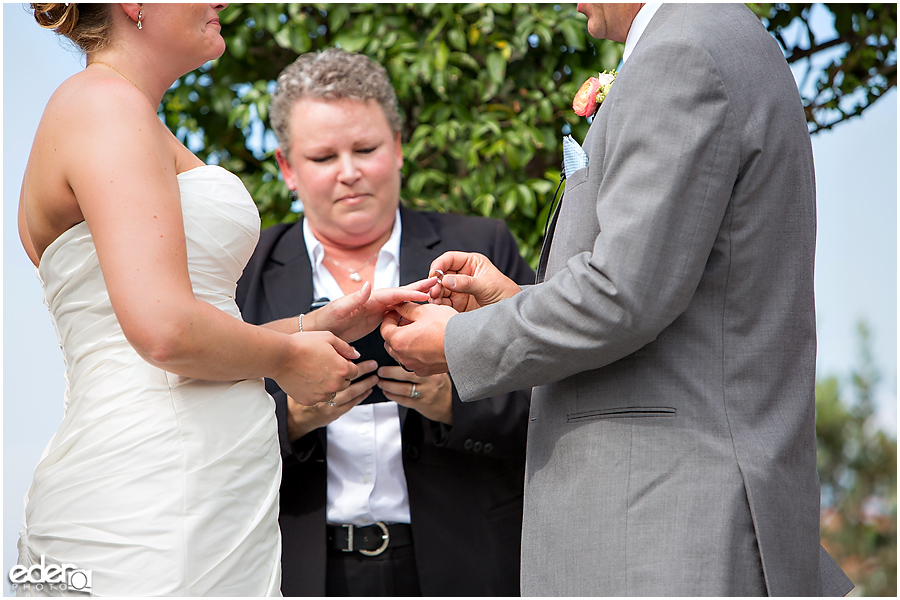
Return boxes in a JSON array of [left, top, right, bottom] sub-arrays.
[[433, 269, 445, 282], [326, 392, 336, 407], [410, 383, 419, 399]]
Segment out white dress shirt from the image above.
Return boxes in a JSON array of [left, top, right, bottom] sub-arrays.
[[302, 209, 412, 526], [623, 3, 662, 64]]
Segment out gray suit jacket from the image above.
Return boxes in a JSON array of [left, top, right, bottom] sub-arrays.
[[444, 4, 853, 596]]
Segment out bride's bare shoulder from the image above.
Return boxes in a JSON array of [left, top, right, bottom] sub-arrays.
[[34, 71, 169, 175], [43, 70, 160, 134]]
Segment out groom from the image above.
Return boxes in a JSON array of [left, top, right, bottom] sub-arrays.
[[382, 3, 854, 596]]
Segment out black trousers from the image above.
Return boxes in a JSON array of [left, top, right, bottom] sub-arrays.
[[325, 545, 422, 596]]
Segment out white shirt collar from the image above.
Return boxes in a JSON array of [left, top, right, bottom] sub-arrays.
[[622, 3, 662, 64], [302, 208, 402, 271], [302, 208, 402, 300], [381, 208, 403, 262]]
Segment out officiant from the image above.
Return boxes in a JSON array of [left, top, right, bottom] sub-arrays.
[[235, 48, 533, 596]]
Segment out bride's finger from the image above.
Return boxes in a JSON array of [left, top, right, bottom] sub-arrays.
[[402, 276, 438, 292], [377, 365, 420, 383], [370, 282, 434, 307], [330, 383, 375, 407]]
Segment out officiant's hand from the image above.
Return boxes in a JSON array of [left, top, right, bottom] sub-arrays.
[[377, 366, 453, 425], [428, 252, 522, 312], [302, 279, 435, 343], [381, 302, 456, 376], [285, 360, 378, 440]]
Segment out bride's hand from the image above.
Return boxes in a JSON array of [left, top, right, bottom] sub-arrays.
[[302, 279, 435, 342], [285, 360, 378, 440], [273, 331, 361, 406]]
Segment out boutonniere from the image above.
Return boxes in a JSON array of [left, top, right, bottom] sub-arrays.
[[572, 70, 616, 118]]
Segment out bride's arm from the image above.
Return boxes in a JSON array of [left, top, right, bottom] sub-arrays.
[[62, 79, 358, 406]]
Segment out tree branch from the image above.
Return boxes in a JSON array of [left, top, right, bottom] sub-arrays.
[[785, 35, 860, 64]]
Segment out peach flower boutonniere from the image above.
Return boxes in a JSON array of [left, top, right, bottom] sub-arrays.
[[572, 70, 616, 118]]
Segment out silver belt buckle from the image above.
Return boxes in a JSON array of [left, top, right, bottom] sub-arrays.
[[358, 522, 390, 556], [341, 524, 354, 552]]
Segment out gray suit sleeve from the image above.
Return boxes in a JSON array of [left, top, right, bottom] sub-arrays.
[[446, 38, 740, 401]]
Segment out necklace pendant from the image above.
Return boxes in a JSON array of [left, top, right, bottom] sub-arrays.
[[349, 272, 362, 282]]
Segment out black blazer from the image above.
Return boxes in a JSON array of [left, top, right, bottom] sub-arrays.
[[236, 206, 534, 596]]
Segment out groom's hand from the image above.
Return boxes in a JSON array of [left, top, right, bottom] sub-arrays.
[[381, 302, 456, 376], [429, 251, 521, 312]]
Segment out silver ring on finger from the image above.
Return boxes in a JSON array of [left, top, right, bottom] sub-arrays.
[[327, 392, 336, 407], [410, 383, 419, 398]]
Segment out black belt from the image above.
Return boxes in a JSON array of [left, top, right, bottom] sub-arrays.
[[327, 522, 413, 556]]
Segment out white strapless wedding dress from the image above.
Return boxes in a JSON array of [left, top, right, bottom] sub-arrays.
[[17, 166, 282, 596]]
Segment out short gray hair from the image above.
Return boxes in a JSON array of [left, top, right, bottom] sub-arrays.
[[269, 48, 402, 156]]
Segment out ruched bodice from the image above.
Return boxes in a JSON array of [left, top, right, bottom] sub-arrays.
[[17, 166, 282, 596]]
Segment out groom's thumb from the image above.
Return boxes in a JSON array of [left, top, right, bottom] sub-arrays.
[[442, 274, 476, 293], [394, 301, 432, 325], [394, 301, 418, 319]]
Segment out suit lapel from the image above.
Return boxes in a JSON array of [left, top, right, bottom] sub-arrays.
[[536, 203, 560, 283], [261, 218, 316, 320], [536, 8, 675, 285], [538, 127, 598, 283], [396, 207, 442, 426], [398, 206, 441, 285]]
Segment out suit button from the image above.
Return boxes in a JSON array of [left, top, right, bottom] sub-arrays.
[[406, 446, 420, 460], [464, 439, 474, 451], [473, 441, 483, 453], [483, 443, 493, 454]]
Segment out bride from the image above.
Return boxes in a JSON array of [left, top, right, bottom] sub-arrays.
[[17, 3, 429, 595]]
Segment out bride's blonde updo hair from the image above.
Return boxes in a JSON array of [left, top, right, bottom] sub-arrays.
[[32, 3, 112, 54]]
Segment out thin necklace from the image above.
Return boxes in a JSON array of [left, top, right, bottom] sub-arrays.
[[323, 251, 379, 282], [89, 61, 143, 94]]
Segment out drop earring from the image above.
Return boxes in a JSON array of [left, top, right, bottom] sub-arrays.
[[137, 9, 143, 30]]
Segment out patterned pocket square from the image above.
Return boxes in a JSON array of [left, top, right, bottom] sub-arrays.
[[563, 135, 589, 177]]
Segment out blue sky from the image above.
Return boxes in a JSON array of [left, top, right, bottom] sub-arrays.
[[2, 4, 897, 589]]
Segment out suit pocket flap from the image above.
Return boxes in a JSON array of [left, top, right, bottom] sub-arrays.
[[564, 165, 590, 190], [567, 406, 676, 423]]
